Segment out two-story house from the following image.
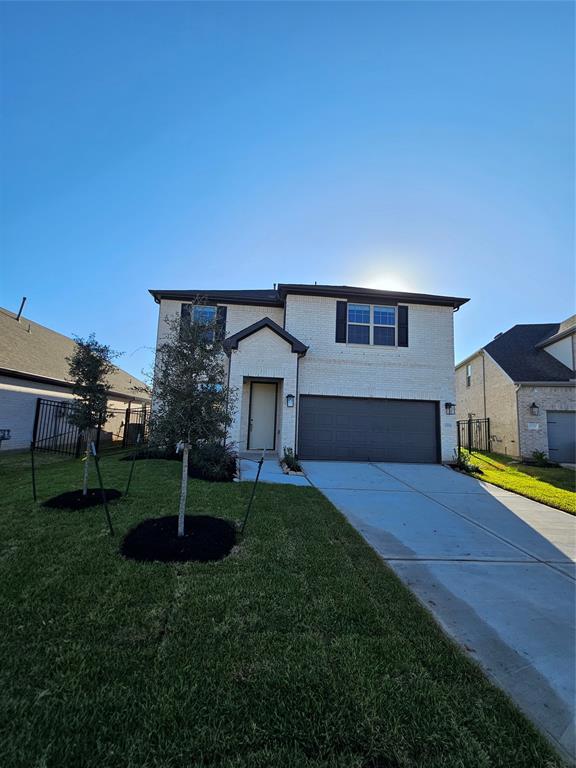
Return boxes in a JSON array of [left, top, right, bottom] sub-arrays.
[[150, 284, 469, 463], [455, 316, 576, 463]]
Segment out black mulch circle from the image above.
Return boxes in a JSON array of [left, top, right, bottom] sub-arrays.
[[42, 488, 122, 510], [120, 515, 236, 563]]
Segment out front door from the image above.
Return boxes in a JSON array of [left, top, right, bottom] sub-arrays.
[[248, 382, 277, 450]]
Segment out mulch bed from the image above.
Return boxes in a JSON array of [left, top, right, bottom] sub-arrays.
[[42, 489, 122, 510], [120, 515, 236, 563]]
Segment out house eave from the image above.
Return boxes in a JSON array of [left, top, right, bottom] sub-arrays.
[[148, 289, 283, 307], [278, 284, 469, 309], [535, 327, 576, 349], [513, 380, 576, 387], [0, 367, 150, 402]]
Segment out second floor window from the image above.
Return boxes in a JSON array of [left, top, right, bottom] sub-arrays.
[[466, 364, 472, 387], [347, 304, 396, 346]]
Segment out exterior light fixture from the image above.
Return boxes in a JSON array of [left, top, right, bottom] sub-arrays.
[[529, 402, 539, 416], [445, 402, 456, 415], [286, 394, 295, 408]]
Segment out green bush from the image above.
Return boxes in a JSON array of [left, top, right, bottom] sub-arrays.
[[188, 442, 237, 482], [531, 450, 551, 467], [282, 447, 303, 473], [454, 449, 483, 475]]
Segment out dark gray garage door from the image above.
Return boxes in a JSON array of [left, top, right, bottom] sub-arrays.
[[547, 411, 576, 463], [298, 396, 439, 463]]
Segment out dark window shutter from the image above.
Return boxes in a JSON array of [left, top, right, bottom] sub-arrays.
[[335, 301, 347, 343], [398, 305, 408, 347], [180, 303, 192, 338], [216, 305, 227, 341]]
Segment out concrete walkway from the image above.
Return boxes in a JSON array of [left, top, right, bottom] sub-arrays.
[[238, 455, 310, 486], [303, 460, 576, 761]]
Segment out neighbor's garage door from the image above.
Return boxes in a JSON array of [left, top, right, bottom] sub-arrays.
[[547, 411, 576, 464], [298, 396, 439, 463]]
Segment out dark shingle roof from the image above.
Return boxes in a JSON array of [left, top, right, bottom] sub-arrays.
[[149, 284, 469, 309], [0, 308, 150, 400], [483, 324, 575, 382], [149, 289, 282, 306]]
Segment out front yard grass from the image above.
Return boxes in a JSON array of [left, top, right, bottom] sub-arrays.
[[0, 451, 564, 768], [468, 451, 576, 515]]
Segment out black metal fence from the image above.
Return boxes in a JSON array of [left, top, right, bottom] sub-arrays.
[[457, 417, 491, 453], [32, 398, 149, 456]]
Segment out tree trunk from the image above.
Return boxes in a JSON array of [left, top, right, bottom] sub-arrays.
[[82, 429, 91, 496], [178, 443, 189, 537]]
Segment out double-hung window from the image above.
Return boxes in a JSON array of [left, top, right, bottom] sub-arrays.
[[194, 305, 216, 342], [347, 304, 371, 344], [347, 304, 396, 346]]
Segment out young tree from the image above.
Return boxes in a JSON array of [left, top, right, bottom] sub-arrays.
[[150, 304, 235, 536], [67, 334, 117, 495]]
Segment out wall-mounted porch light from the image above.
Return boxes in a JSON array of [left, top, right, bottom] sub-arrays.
[[286, 394, 295, 408], [444, 402, 456, 415], [529, 402, 539, 416]]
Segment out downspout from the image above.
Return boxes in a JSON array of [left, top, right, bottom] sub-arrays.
[[481, 352, 487, 419], [294, 352, 302, 455], [514, 383, 522, 458], [224, 349, 232, 445]]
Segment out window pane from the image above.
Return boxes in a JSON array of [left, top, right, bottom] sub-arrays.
[[193, 305, 217, 324], [374, 306, 395, 325], [374, 326, 395, 346], [348, 304, 370, 324], [348, 324, 370, 344]]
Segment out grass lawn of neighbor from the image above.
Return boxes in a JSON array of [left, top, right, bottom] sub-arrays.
[[467, 451, 576, 515], [0, 450, 564, 768]]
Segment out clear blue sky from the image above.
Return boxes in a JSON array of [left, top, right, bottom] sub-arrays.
[[1, 1, 574, 380]]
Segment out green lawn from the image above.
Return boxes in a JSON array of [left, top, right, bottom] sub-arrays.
[[468, 451, 576, 515], [0, 451, 564, 768]]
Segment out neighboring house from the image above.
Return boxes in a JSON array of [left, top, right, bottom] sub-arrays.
[[455, 316, 576, 463], [150, 284, 469, 463], [0, 306, 150, 451]]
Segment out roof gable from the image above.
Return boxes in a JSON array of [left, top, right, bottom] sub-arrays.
[[223, 317, 307, 354], [483, 324, 574, 383]]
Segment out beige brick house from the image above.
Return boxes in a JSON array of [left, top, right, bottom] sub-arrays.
[[150, 284, 469, 463], [455, 316, 576, 462]]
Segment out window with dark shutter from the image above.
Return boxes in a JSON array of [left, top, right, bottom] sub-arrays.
[[335, 301, 347, 343], [398, 305, 408, 347]]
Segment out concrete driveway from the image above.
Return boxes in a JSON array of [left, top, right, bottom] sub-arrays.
[[303, 460, 576, 761]]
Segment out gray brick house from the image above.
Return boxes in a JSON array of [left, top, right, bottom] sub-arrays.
[[455, 316, 576, 463], [150, 284, 469, 463]]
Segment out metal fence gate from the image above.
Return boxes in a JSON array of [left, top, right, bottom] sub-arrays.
[[32, 398, 149, 456], [457, 417, 491, 453]]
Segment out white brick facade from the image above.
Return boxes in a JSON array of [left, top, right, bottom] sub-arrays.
[[285, 295, 457, 461], [227, 328, 297, 452], [154, 293, 459, 462]]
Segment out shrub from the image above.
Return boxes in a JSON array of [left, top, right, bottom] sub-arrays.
[[282, 447, 303, 473], [531, 450, 551, 467], [453, 449, 483, 475], [188, 442, 238, 483], [121, 446, 177, 462]]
